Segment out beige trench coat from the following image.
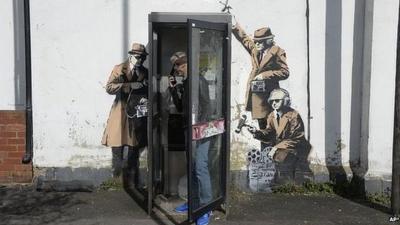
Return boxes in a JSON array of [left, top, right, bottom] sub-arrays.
[[101, 60, 148, 147], [255, 107, 310, 163], [232, 23, 289, 119]]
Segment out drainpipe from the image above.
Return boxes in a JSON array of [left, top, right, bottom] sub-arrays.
[[305, 0, 311, 141], [22, 0, 33, 164], [391, 1, 400, 219]]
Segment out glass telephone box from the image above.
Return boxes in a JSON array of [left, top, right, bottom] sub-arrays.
[[124, 12, 231, 224]]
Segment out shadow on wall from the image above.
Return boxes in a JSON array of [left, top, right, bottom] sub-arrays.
[[13, 0, 26, 110], [325, 0, 374, 196], [324, 0, 346, 182]]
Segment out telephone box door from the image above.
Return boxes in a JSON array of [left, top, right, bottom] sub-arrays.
[[187, 19, 230, 222]]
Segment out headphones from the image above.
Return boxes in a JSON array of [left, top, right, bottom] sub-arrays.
[[267, 88, 291, 107]]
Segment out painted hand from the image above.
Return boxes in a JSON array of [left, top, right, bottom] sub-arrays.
[[130, 82, 144, 90], [233, 15, 237, 24], [267, 147, 277, 160], [254, 74, 264, 80]]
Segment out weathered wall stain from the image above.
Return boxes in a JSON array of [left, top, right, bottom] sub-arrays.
[[230, 141, 251, 171], [231, 102, 245, 121], [67, 111, 103, 149]]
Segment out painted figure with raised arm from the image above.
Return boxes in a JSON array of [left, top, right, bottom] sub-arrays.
[[232, 20, 289, 136]]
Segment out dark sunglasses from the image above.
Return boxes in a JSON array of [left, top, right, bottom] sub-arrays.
[[129, 54, 144, 60]]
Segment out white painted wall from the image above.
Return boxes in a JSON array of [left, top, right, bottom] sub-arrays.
[[0, 0, 25, 110], [0, 0, 14, 109], [27, 0, 309, 170], [308, 0, 326, 168], [340, 0, 356, 169], [0, 0, 398, 190], [308, 0, 399, 184], [366, 0, 398, 177]]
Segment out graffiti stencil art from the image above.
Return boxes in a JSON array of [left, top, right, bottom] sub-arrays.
[[231, 15, 313, 188], [247, 147, 276, 192]]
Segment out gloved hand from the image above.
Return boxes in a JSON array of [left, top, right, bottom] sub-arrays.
[[248, 128, 264, 140], [139, 98, 148, 105], [247, 126, 256, 134]]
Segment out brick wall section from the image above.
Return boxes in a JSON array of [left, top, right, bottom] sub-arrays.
[[0, 110, 32, 183]]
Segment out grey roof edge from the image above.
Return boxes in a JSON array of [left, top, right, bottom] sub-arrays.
[[149, 12, 232, 23]]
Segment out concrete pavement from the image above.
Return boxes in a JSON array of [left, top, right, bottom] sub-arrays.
[[0, 184, 394, 225]]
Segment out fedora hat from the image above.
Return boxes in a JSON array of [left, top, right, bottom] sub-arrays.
[[128, 43, 148, 55], [253, 27, 275, 41]]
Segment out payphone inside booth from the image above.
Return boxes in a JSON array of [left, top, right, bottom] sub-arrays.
[[145, 12, 231, 224]]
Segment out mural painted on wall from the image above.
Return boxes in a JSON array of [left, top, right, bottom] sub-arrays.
[[101, 43, 149, 198], [247, 147, 276, 192], [231, 11, 313, 189]]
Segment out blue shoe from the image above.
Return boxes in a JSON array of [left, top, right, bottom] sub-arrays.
[[196, 212, 211, 225], [174, 203, 188, 213]]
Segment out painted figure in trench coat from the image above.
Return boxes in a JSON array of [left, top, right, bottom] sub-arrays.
[[232, 21, 289, 132], [249, 88, 311, 183], [101, 43, 148, 184]]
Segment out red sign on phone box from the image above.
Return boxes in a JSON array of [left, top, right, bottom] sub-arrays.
[[192, 119, 225, 140]]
